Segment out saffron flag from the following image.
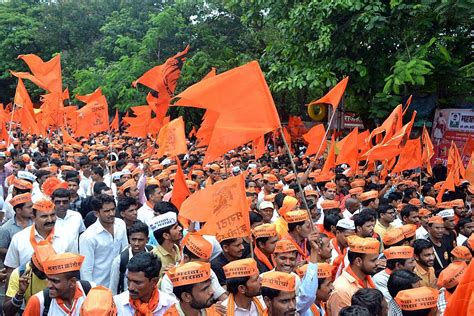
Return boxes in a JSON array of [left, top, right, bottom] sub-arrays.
[[392, 138, 422, 173], [465, 152, 474, 184], [336, 127, 359, 171], [444, 260, 474, 316], [173, 61, 281, 164], [39, 92, 64, 128], [319, 134, 336, 181], [195, 110, 219, 148], [123, 106, 152, 138], [156, 116, 187, 158], [13, 79, 40, 135], [370, 104, 403, 144], [170, 158, 191, 210], [179, 174, 251, 241], [421, 125, 435, 175], [188, 126, 197, 138], [302, 124, 327, 158], [282, 127, 292, 153], [76, 88, 103, 104], [11, 54, 62, 93], [253, 135, 266, 160], [61, 127, 80, 146], [307, 77, 349, 110], [75, 95, 109, 137], [437, 142, 466, 202], [110, 110, 119, 130]]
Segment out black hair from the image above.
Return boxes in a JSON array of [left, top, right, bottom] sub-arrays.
[[63, 270, 81, 281], [220, 237, 238, 248], [339, 306, 370, 316], [421, 183, 433, 196], [14, 159, 26, 169], [127, 252, 161, 280], [387, 269, 421, 299], [117, 197, 138, 214], [52, 188, 71, 199], [35, 169, 51, 179], [288, 221, 306, 232], [351, 288, 384, 315], [403, 188, 417, 203], [323, 213, 342, 232], [173, 283, 194, 301], [401, 205, 418, 221], [91, 194, 116, 212], [65, 176, 80, 184], [153, 224, 175, 245], [413, 239, 433, 256], [388, 192, 403, 203], [126, 220, 149, 239], [144, 184, 160, 200], [361, 198, 376, 207], [35, 156, 48, 166], [153, 201, 179, 215], [79, 157, 90, 167], [92, 166, 104, 177], [226, 276, 250, 294], [347, 250, 367, 264], [256, 236, 271, 249], [261, 287, 280, 300], [353, 210, 376, 229], [13, 202, 28, 213], [116, 159, 127, 170], [93, 182, 109, 195], [386, 258, 410, 270], [250, 212, 263, 226], [378, 204, 394, 215], [456, 217, 472, 233], [274, 193, 286, 209], [183, 246, 201, 260]]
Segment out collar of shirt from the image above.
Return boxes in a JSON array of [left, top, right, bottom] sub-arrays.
[[92, 218, 120, 235], [33, 226, 58, 240], [414, 262, 429, 276], [155, 244, 179, 258], [13, 216, 32, 228]]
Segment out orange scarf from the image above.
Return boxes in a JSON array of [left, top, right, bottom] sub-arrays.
[[254, 247, 274, 270], [284, 234, 309, 261], [129, 288, 160, 316], [310, 304, 320, 316], [29, 224, 54, 248], [345, 266, 376, 289], [56, 285, 84, 315], [385, 268, 392, 275], [226, 293, 265, 316]]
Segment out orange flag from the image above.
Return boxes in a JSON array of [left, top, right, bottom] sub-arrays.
[[421, 125, 435, 175], [357, 130, 371, 157], [75, 95, 109, 137], [156, 116, 187, 158], [188, 126, 197, 138], [13, 79, 40, 135], [437, 142, 465, 202], [370, 104, 403, 144], [179, 174, 251, 240], [14, 78, 34, 116], [282, 127, 292, 152], [336, 127, 359, 171], [39, 92, 64, 128], [0, 106, 10, 142], [61, 127, 80, 145], [123, 106, 152, 138], [444, 260, 474, 316], [173, 61, 281, 164], [11, 54, 62, 93], [195, 110, 219, 148], [392, 138, 422, 173], [462, 135, 474, 161], [133, 45, 189, 99], [465, 151, 474, 184], [76, 87, 103, 104], [303, 124, 327, 158], [320, 134, 336, 180], [62, 106, 78, 132], [110, 110, 119, 130], [307, 77, 349, 110], [253, 134, 266, 159], [170, 158, 191, 210]]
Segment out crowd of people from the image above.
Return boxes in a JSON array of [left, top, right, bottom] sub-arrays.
[[0, 130, 471, 316]]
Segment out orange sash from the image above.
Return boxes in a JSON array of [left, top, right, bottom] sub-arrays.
[[310, 304, 320, 316], [226, 293, 265, 316], [129, 288, 159, 316], [254, 247, 274, 270], [346, 266, 376, 289], [284, 234, 309, 261], [29, 224, 54, 248]]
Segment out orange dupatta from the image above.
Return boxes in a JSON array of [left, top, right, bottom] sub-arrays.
[[29, 224, 54, 248], [226, 293, 265, 316], [254, 247, 274, 270], [345, 266, 376, 289], [129, 287, 159, 316]]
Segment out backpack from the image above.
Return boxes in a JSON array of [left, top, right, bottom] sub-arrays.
[[117, 245, 154, 294], [42, 280, 91, 316]]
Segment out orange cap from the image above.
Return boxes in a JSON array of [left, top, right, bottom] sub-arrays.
[[324, 182, 337, 190], [252, 224, 277, 239], [80, 286, 116, 316], [382, 228, 405, 246], [33, 199, 55, 213], [395, 286, 439, 311], [347, 236, 380, 254], [261, 271, 296, 292], [284, 174, 296, 182], [31, 240, 56, 272], [278, 196, 298, 217], [43, 253, 84, 275], [119, 179, 136, 194], [408, 198, 422, 207], [468, 234, 474, 250], [437, 261, 467, 289], [451, 199, 465, 208], [283, 210, 309, 223], [223, 258, 259, 278], [418, 208, 431, 217], [320, 200, 340, 210], [182, 233, 213, 260], [263, 174, 278, 183], [401, 224, 417, 239], [437, 201, 452, 209], [41, 177, 68, 196], [10, 193, 32, 207], [428, 216, 444, 225], [383, 246, 414, 260], [359, 190, 378, 201], [349, 187, 363, 196], [451, 246, 472, 260], [156, 172, 169, 181], [274, 240, 297, 253], [350, 179, 365, 188], [186, 180, 198, 190], [13, 178, 33, 190], [283, 189, 295, 197], [423, 196, 436, 206], [264, 194, 276, 202], [304, 190, 318, 197], [167, 262, 211, 287]]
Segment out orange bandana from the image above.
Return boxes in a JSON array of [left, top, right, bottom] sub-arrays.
[[129, 288, 159, 316]]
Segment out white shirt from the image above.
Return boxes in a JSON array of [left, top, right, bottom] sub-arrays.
[[79, 175, 91, 198], [1, 199, 14, 223], [114, 290, 177, 316], [161, 269, 226, 300], [342, 209, 352, 219], [32, 184, 46, 203], [137, 203, 154, 224], [4, 224, 75, 269], [55, 210, 86, 254], [79, 218, 128, 287], [373, 269, 391, 302], [457, 233, 468, 246], [221, 296, 266, 316], [416, 226, 429, 240]]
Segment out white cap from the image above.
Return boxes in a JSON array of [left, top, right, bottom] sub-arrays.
[[336, 218, 355, 230], [247, 163, 257, 170], [147, 212, 177, 232], [18, 171, 36, 182], [232, 166, 241, 173], [161, 158, 172, 166], [112, 172, 122, 181], [438, 209, 455, 218], [121, 169, 131, 176], [259, 201, 275, 210]]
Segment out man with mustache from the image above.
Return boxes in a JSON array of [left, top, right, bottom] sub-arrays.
[[114, 252, 176, 315], [261, 271, 297, 316], [23, 252, 92, 315], [4, 198, 73, 273]]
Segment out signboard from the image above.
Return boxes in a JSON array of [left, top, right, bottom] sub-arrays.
[[343, 112, 364, 129], [431, 108, 474, 165]]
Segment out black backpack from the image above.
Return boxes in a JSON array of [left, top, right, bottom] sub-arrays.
[[117, 245, 154, 294], [42, 280, 91, 316]]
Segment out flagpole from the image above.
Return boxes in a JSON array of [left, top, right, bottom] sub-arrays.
[[7, 103, 16, 147], [279, 127, 314, 230], [306, 106, 337, 172]]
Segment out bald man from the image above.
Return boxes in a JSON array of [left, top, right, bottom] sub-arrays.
[[342, 198, 360, 219]]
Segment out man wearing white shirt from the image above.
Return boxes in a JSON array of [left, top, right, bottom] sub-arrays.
[[79, 194, 128, 287], [51, 188, 85, 253], [137, 184, 161, 224], [456, 217, 474, 246], [4, 198, 74, 273], [79, 158, 92, 197]]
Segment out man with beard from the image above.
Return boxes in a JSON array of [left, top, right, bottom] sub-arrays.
[[335, 174, 349, 202], [79, 194, 128, 287], [261, 271, 297, 316], [165, 262, 216, 315], [253, 224, 279, 273], [317, 183, 337, 221], [211, 236, 245, 286], [330, 219, 355, 276], [456, 217, 474, 246], [282, 210, 312, 264], [114, 252, 176, 315], [4, 241, 55, 315], [23, 252, 92, 315], [327, 236, 380, 316], [4, 198, 73, 273], [451, 199, 467, 224], [426, 215, 452, 276], [353, 210, 376, 238], [222, 258, 265, 315], [413, 239, 437, 288], [149, 211, 183, 279], [439, 208, 457, 249]]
